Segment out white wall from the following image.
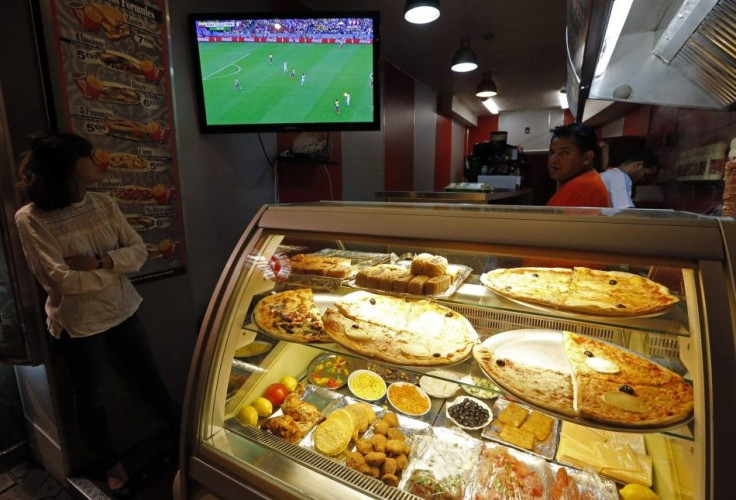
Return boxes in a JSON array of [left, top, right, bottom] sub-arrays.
[[342, 130, 385, 200], [500, 109, 564, 152]]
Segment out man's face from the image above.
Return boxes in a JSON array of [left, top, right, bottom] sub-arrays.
[[629, 162, 657, 183], [548, 137, 594, 184]]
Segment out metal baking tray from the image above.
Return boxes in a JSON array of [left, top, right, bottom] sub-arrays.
[[481, 397, 560, 460]]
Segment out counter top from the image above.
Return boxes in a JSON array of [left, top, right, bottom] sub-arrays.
[[375, 189, 533, 204]]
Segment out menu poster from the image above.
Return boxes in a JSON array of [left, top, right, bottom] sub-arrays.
[[48, 0, 185, 282]]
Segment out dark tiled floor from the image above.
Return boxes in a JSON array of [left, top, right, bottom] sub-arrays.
[[0, 458, 177, 500], [0, 434, 178, 500]]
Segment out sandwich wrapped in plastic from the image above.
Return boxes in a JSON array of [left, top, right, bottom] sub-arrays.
[[399, 427, 482, 500], [470, 443, 550, 499]]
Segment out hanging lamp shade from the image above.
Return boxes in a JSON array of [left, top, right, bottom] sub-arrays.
[[450, 37, 478, 72], [404, 0, 440, 24], [475, 71, 498, 97]]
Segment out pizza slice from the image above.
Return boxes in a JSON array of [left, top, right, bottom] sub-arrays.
[[473, 345, 577, 417], [335, 290, 412, 329], [563, 331, 682, 386], [252, 288, 330, 342], [576, 375, 694, 427], [563, 267, 679, 316]]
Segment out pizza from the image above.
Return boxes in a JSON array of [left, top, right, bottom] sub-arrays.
[[482, 266, 679, 316], [322, 291, 479, 366], [252, 288, 330, 343], [474, 331, 693, 427]]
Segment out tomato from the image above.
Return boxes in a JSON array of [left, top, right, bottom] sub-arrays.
[[263, 383, 290, 406]]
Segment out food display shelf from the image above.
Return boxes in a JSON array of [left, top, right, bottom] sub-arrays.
[[181, 202, 736, 500]]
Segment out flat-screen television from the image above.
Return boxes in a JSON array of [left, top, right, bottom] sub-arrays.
[[189, 12, 380, 133]]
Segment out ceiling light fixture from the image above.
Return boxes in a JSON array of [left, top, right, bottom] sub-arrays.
[[559, 87, 569, 109], [482, 97, 499, 114], [594, 0, 634, 77], [475, 71, 498, 98], [451, 37, 478, 72], [404, 0, 440, 24]]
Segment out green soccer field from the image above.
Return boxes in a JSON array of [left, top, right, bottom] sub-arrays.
[[198, 42, 375, 126]]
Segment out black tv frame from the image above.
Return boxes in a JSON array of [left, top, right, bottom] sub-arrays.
[[188, 11, 381, 133]]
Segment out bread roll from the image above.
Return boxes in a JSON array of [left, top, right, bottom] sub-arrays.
[[422, 256, 448, 277], [407, 275, 429, 295], [424, 274, 451, 295]]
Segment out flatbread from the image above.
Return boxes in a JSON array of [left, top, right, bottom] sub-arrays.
[[322, 291, 479, 366]]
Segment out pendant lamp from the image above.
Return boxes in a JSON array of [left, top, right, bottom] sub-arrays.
[[475, 71, 498, 97], [451, 37, 478, 72], [404, 0, 440, 24]]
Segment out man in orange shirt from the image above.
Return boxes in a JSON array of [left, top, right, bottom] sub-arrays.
[[546, 123, 611, 208]]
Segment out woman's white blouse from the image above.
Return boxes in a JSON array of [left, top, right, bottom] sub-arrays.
[[15, 191, 148, 338]]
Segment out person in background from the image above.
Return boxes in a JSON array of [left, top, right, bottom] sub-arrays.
[[546, 123, 611, 207], [14, 132, 180, 494], [600, 150, 660, 208]]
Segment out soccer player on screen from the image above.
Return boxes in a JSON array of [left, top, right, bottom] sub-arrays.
[[369, 72, 374, 88], [345, 92, 351, 107], [283, 61, 288, 73], [268, 53, 273, 64], [234, 77, 241, 90], [290, 68, 295, 79], [334, 99, 339, 114], [300, 73, 306, 86]]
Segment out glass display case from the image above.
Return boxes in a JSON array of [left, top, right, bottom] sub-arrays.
[[178, 202, 736, 499]]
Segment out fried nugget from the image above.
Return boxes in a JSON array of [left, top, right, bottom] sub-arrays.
[[364, 451, 387, 466], [360, 465, 380, 478], [355, 438, 372, 455], [381, 473, 399, 487], [373, 420, 390, 436], [386, 427, 405, 441], [404, 444, 412, 455], [382, 457, 397, 476], [346, 451, 366, 470], [381, 412, 399, 427], [395, 454, 408, 471], [370, 433, 387, 453], [386, 439, 405, 456]]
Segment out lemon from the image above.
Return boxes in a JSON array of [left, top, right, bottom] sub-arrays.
[[237, 405, 259, 426], [280, 375, 299, 392], [619, 484, 660, 500], [252, 397, 273, 417]]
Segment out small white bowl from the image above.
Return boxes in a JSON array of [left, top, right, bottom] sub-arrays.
[[446, 395, 493, 430], [347, 369, 386, 403], [419, 370, 461, 399], [386, 382, 431, 417]]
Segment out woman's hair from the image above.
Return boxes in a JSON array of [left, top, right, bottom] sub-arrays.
[[550, 123, 602, 170], [16, 131, 93, 211]]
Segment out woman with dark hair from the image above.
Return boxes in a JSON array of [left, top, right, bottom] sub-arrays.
[[14, 131, 179, 494], [546, 123, 611, 207]]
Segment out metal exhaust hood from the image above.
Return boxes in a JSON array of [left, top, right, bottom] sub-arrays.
[[566, 0, 736, 121]]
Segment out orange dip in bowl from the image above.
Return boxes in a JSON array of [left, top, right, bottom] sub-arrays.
[[387, 382, 431, 416]]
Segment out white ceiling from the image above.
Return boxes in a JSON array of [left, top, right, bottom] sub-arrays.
[[302, 0, 568, 117]]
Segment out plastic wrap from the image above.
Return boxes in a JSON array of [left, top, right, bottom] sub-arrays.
[[399, 427, 482, 499], [470, 443, 550, 500]]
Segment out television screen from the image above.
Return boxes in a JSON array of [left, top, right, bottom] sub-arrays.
[[189, 12, 380, 133]]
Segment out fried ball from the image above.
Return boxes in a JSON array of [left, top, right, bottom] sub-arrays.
[[386, 427, 405, 441], [359, 465, 380, 478], [364, 451, 387, 466], [385, 439, 406, 456], [346, 451, 366, 471], [373, 420, 390, 436], [404, 444, 412, 455], [355, 438, 372, 455], [382, 457, 397, 476], [395, 454, 408, 471], [381, 473, 399, 487], [370, 433, 387, 453], [381, 412, 399, 427]]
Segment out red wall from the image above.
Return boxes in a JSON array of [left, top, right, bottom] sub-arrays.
[[275, 132, 343, 202], [383, 63, 415, 190], [622, 105, 736, 213], [466, 115, 500, 155]]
